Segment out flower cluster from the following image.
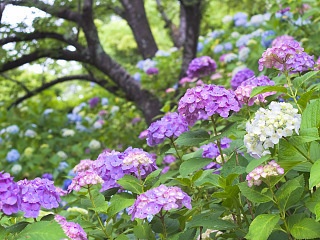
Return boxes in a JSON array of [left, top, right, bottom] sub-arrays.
[[146, 112, 189, 146], [261, 30, 275, 48], [73, 159, 94, 173], [271, 35, 294, 47], [0, 172, 21, 215], [17, 178, 61, 218], [128, 185, 192, 220], [235, 75, 275, 106], [258, 39, 314, 73], [244, 102, 301, 158], [6, 149, 20, 162], [178, 84, 240, 126], [55, 215, 87, 240], [67, 170, 104, 192], [187, 56, 217, 78], [92, 148, 157, 192], [161, 155, 177, 174], [246, 160, 284, 187], [230, 68, 255, 90]]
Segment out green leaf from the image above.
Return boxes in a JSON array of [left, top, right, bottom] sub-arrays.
[[117, 175, 143, 194], [178, 228, 197, 240], [314, 202, 320, 222], [16, 221, 66, 240], [175, 129, 210, 147], [188, 213, 236, 230], [5, 222, 29, 234], [179, 157, 213, 177], [0, 225, 6, 239], [278, 138, 308, 162], [291, 218, 320, 239], [293, 70, 320, 88], [107, 192, 135, 217], [133, 223, 156, 240], [309, 159, 320, 189], [297, 89, 315, 110], [246, 156, 269, 173], [144, 169, 162, 188], [238, 182, 273, 203], [275, 175, 304, 211], [246, 214, 280, 240], [300, 99, 320, 130], [250, 85, 287, 98], [194, 170, 222, 187]]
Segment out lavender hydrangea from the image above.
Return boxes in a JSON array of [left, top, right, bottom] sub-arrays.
[[17, 178, 61, 218], [230, 68, 255, 90], [89, 97, 100, 108], [0, 172, 21, 215], [178, 84, 240, 126], [271, 35, 295, 47], [68, 170, 104, 192], [128, 185, 192, 220], [187, 56, 217, 78], [259, 39, 314, 73], [146, 112, 189, 146], [55, 215, 88, 240], [246, 160, 284, 187], [233, 12, 248, 27], [235, 75, 275, 106], [201, 137, 231, 168]]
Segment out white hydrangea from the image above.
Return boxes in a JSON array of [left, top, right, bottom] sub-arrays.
[[61, 128, 75, 137], [222, 15, 233, 24], [57, 151, 68, 159], [244, 102, 301, 158], [25, 129, 37, 138], [89, 139, 101, 150]]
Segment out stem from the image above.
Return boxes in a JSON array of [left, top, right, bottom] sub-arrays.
[[88, 186, 110, 239], [170, 138, 182, 161], [285, 72, 302, 114], [211, 116, 225, 163], [159, 210, 167, 239]]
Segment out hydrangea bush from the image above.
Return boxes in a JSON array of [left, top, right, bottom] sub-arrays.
[[1, 2, 320, 240]]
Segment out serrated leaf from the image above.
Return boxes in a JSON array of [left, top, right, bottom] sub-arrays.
[[107, 192, 135, 217], [301, 99, 320, 130], [309, 159, 320, 189], [179, 157, 213, 177], [175, 129, 210, 147], [250, 85, 287, 98], [16, 221, 66, 240], [291, 218, 320, 239], [117, 175, 143, 194], [246, 214, 280, 240], [293, 70, 319, 88], [133, 223, 156, 240], [238, 182, 273, 203]]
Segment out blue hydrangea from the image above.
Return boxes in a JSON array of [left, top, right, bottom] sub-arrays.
[[197, 42, 204, 52], [209, 30, 224, 39], [234, 12, 248, 27], [236, 35, 251, 47], [133, 73, 141, 81], [58, 162, 69, 171], [6, 125, 19, 134], [6, 149, 20, 162], [67, 113, 82, 123], [261, 30, 276, 48], [224, 42, 233, 51], [213, 44, 224, 53]]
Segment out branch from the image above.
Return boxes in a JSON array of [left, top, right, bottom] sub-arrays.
[[8, 74, 120, 109], [0, 31, 83, 50], [6, 0, 81, 22], [0, 48, 88, 73], [0, 2, 6, 24], [155, 0, 173, 28], [0, 73, 31, 93]]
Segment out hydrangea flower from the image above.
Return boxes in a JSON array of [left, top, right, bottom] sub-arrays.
[[146, 112, 189, 146], [146, 67, 159, 75], [244, 102, 301, 158], [163, 155, 176, 164], [6, 149, 20, 163], [61, 128, 75, 137], [246, 160, 284, 187], [67, 113, 82, 123], [11, 164, 22, 175], [128, 185, 192, 220], [88, 139, 101, 150], [67, 170, 104, 192], [271, 35, 295, 47], [219, 53, 238, 63], [88, 97, 100, 108], [42, 173, 53, 181], [73, 159, 94, 173], [138, 129, 148, 139], [178, 84, 240, 126], [233, 12, 248, 26], [55, 215, 88, 240], [230, 68, 255, 90], [224, 42, 233, 51], [238, 47, 250, 62], [136, 59, 157, 72], [17, 178, 61, 218], [235, 75, 275, 106], [213, 44, 224, 53], [101, 97, 109, 105], [259, 39, 314, 73], [187, 56, 217, 78], [0, 172, 21, 215], [261, 30, 276, 48], [6, 125, 19, 134], [24, 129, 37, 138]]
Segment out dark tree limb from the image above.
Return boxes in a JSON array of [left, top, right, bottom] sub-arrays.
[[0, 31, 83, 50], [179, 1, 202, 79], [6, 0, 81, 22], [0, 73, 31, 93], [0, 2, 6, 24], [7, 74, 120, 109], [120, 0, 158, 59]]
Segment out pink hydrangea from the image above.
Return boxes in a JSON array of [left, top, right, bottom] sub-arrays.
[[68, 170, 104, 192], [55, 215, 87, 240]]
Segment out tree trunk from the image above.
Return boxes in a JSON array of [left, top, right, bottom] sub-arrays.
[[179, 1, 201, 79], [120, 0, 158, 59]]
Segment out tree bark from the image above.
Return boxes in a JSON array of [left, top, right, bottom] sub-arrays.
[[120, 0, 158, 59], [179, 1, 201, 79]]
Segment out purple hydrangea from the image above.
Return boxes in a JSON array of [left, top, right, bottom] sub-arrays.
[[55, 215, 88, 240], [235, 75, 275, 106], [17, 178, 61, 218], [271, 35, 295, 47], [230, 68, 255, 90], [201, 143, 219, 159], [42, 173, 53, 181], [233, 12, 248, 26], [88, 97, 100, 108], [146, 112, 189, 146], [67, 170, 104, 192], [259, 39, 315, 73], [163, 155, 176, 164], [146, 67, 159, 75], [128, 185, 192, 220], [187, 56, 217, 78], [178, 84, 240, 126], [0, 172, 21, 215]]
